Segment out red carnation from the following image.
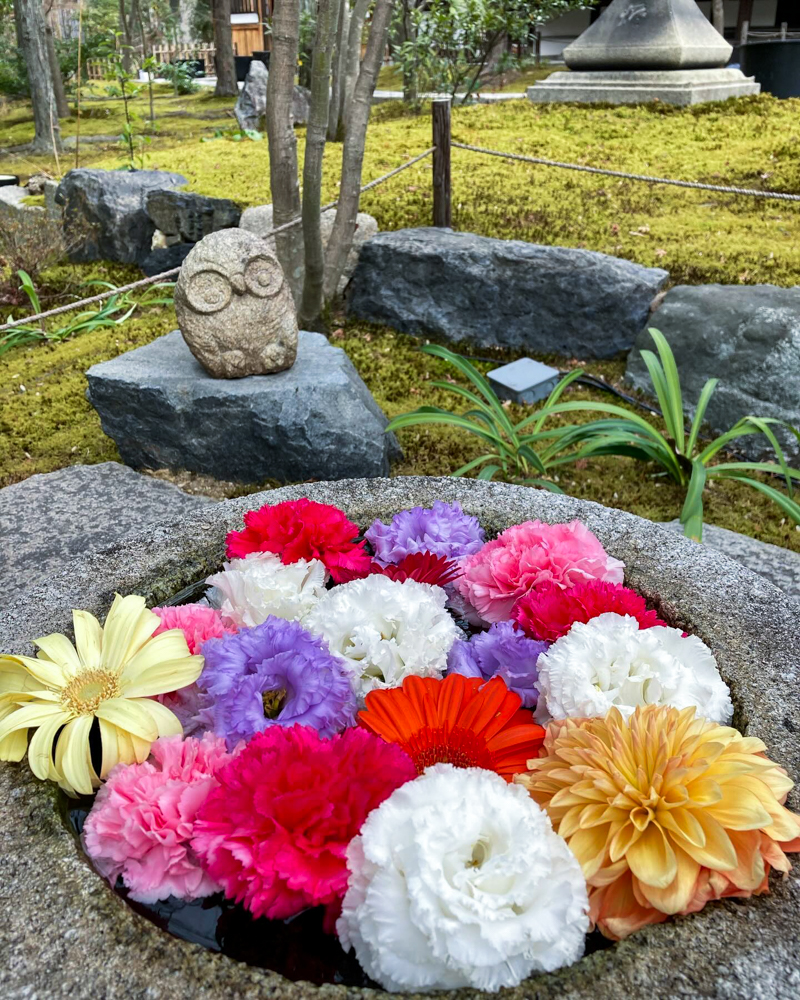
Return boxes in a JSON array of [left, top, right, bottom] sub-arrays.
[[191, 726, 415, 924], [225, 498, 372, 583], [512, 580, 666, 643]]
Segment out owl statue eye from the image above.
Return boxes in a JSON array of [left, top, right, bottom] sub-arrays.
[[244, 256, 283, 298], [186, 270, 232, 314]]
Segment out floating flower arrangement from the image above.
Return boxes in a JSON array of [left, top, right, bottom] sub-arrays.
[[1, 498, 799, 992]]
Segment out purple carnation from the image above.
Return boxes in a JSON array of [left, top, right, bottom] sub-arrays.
[[447, 621, 548, 708], [198, 617, 357, 748], [365, 500, 486, 565]]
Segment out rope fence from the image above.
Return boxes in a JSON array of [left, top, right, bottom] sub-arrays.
[[0, 147, 434, 336]]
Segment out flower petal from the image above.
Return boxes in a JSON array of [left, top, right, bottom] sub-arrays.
[[73, 610, 104, 669], [27, 712, 66, 781], [3, 653, 67, 690], [121, 653, 203, 699], [100, 595, 159, 672], [95, 698, 158, 741], [626, 824, 677, 889], [55, 715, 97, 796], [635, 845, 700, 915], [134, 698, 183, 738], [0, 701, 69, 743]]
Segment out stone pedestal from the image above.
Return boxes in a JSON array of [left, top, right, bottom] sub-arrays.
[[85, 330, 399, 483], [528, 68, 760, 106]]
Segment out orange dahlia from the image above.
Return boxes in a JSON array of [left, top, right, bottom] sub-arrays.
[[358, 673, 545, 781], [517, 705, 800, 941]]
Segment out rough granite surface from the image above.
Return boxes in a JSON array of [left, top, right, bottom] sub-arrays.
[[346, 228, 668, 358], [1, 478, 799, 999], [0, 463, 210, 606]]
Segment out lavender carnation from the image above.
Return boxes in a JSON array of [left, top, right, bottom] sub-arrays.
[[199, 617, 357, 747], [447, 622, 548, 708], [365, 500, 485, 565]]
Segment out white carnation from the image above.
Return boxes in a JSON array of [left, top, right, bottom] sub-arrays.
[[205, 551, 327, 627], [302, 576, 459, 703], [337, 763, 588, 993], [535, 612, 733, 724]]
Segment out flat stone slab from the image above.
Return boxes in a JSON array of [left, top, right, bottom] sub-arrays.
[[347, 227, 668, 358], [1, 477, 799, 998], [627, 284, 800, 461], [0, 463, 210, 606], [85, 330, 398, 483], [527, 68, 760, 105], [660, 520, 800, 602]]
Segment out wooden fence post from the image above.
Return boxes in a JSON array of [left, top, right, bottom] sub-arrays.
[[432, 98, 451, 228]]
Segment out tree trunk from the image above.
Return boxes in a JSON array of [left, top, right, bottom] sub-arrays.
[[266, 0, 304, 303], [323, 0, 393, 300], [400, 0, 417, 103], [213, 0, 238, 97], [327, 0, 348, 141], [711, 0, 724, 36], [44, 3, 70, 119], [300, 0, 342, 326], [341, 0, 369, 128], [736, 0, 754, 41], [118, 0, 133, 72], [16, 0, 62, 153]]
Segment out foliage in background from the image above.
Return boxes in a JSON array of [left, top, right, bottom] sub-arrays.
[[159, 60, 200, 96]]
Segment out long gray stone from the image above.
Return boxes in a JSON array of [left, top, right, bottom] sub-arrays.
[[627, 284, 800, 461], [55, 167, 188, 264], [347, 228, 668, 358], [1, 477, 799, 998], [85, 330, 399, 483], [0, 463, 210, 606], [660, 519, 800, 602], [145, 189, 241, 246], [527, 68, 760, 106]]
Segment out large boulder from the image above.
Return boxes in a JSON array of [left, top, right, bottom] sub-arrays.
[[234, 60, 310, 130], [55, 168, 187, 264], [346, 228, 668, 358], [627, 284, 800, 460], [0, 463, 210, 606], [145, 189, 241, 246], [85, 330, 399, 483], [2, 477, 799, 999], [239, 204, 379, 294]]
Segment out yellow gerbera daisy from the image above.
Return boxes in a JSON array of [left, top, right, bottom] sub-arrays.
[[0, 594, 203, 796]]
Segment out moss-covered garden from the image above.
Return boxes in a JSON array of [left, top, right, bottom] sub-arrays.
[[1, 89, 799, 552]]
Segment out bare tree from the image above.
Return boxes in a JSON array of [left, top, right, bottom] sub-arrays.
[[212, 0, 238, 97], [327, 0, 348, 141], [341, 0, 369, 128], [711, 0, 725, 36], [266, 0, 304, 302], [300, 0, 343, 326], [44, 0, 70, 118], [15, 0, 62, 153], [323, 0, 394, 300]]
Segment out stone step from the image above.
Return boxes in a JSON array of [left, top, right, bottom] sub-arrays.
[[0, 463, 211, 607]]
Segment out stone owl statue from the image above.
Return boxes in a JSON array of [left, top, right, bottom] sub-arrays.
[[175, 229, 298, 379]]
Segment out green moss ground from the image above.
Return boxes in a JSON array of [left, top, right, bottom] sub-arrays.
[[1, 93, 799, 549]]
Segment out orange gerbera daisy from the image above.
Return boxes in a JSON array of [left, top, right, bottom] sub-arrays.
[[358, 673, 546, 781]]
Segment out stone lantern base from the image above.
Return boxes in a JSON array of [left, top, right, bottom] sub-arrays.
[[527, 68, 760, 107]]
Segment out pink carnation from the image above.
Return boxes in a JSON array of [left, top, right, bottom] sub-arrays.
[[152, 602, 236, 655], [191, 725, 416, 923], [457, 519, 625, 624], [82, 734, 239, 904], [512, 580, 666, 642]]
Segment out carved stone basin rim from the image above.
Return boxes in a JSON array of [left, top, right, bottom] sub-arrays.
[[1, 477, 798, 999]]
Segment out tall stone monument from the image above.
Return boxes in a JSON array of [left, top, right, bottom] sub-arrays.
[[528, 0, 760, 106]]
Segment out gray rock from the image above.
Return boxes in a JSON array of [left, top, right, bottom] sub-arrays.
[[26, 173, 49, 195], [85, 330, 399, 482], [347, 228, 668, 358], [240, 204, 379, 294], [660, 519, 800, 601], [174, 229, 298, 378], [234, 60, 310, 130], [627, 284, 800, 461], [2, 477, 800, 999], [527, 68, 760, 106], [0, 463, 210, 606], [55, 167, 188, 264], [145, 189, 241, 246], [42, 178, 61, 222], [139, 242, 193, 277], [564, 0, 732, 71]]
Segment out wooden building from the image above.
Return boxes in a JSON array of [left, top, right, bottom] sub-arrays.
[[231, 0, 271, 58]]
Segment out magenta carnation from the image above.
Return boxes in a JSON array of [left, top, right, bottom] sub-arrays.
[[512, 580, 666, 643], [457, 519, 625, 624], [152, 602, 237, 655], [191, 725, 416, 922], [82, 734, 239, 904]]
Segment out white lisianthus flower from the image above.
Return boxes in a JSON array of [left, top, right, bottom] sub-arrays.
[[302, 577, 459, 703], [205, 552, 327, 627], [337, 763, 589, 993], [535, 612, 733, 724]]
